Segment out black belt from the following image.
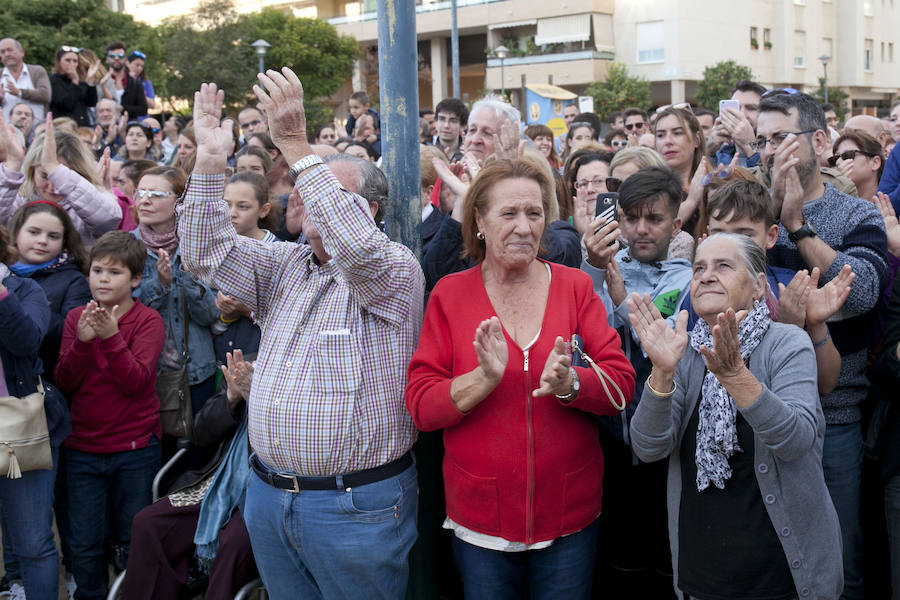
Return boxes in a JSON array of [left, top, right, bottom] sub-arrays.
[[250, 452, 413, 492]]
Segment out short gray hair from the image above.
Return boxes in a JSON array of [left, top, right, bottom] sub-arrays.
[[469, 97, 521, 130], [697, 232, 767, 281], [324, 154, 389, 223]]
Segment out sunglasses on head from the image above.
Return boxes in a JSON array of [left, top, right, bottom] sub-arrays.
[[655, 103, 693, 115], [130, 50, 146, 60], [827, 149, 876, 167], [60, 46, 82, 54], [107, 52, 126, 59], [701, 166, 734, 186], [762, 87, 801, 98]]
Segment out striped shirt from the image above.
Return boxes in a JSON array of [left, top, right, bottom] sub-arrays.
[[177, 166, 424, 475]]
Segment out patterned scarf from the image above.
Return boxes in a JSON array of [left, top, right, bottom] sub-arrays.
[[138, 222, 179, 257], [688, 300, 770, 491]]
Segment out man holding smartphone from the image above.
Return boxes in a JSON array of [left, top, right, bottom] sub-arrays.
[[707, 79, 766, 167]]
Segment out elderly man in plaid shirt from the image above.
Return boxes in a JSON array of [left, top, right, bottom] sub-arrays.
[[177, 68, 424, 599]]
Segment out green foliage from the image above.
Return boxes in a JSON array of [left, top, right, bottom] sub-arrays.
[[583, 63, 651, 121], [694, 60, 754, 110], [811, 78, 850, 121]]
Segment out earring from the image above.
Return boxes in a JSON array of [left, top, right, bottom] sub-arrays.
[[753, 297, 761, 309], [476, 231, 485, 240]]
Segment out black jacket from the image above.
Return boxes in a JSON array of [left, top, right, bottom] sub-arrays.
[[49, 74, 97, 127], [119, 72, 148, 118]]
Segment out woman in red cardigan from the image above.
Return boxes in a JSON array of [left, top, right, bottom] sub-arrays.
[[406, 157, 635, 599]]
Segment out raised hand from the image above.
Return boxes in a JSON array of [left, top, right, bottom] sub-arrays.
[[776, 269, 812, 327], [533, 336, 573, 397], [584, 217, 619, 269], [491, 120, 520, 160], [222, 349, 254, 408], [769, 133, 802, 218], [606, 257, 628, 307], [40, 113, 60, 175], [0, 115, 25, 171], [215, 291, 250, 321], [432, 157, 469, 217], [875, 192, 900, 257], [473, 316, 508, 384], [253, 68, 308, 160], [85, 302, 120, 340], [192, 82, 234, 171], [806, 265, 854, 326], [698, 309, 747, 380], [626, 292, 689, 374], [779, 160, 805, 232], [97, 147, 112, 190], [76, 302, 98, 342], [156, 248, 173, 288]]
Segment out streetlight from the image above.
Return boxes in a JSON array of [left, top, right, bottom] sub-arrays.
[[819, 54, 831, 104], [494, 44, 509, 99], [251, 39, 271, 75]]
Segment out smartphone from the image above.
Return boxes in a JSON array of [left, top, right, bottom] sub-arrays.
[[595, 192, 619, 222], [719, 99, 740, 114]]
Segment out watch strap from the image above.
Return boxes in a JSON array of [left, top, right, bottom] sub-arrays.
[[788, 221, 816, 244], [289, 154, 325, 182]]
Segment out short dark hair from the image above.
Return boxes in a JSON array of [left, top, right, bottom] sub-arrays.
[[350, 91, 370, 105], [759, 91, 826, 134], [732, 79, 766, 97], [623, 107, 649, 122], [419, 109, 434, 117], [434, 98, 469, 126], [121, 159, 158, 189], [8, 202, 89, 272], [607, 110, 623, 125], [618, 166, 682, 217], [694, 108, 717, 120], [822, 103, 835, 113], [105, 41, 126, 53], [234, 145, 273, 174], [573, 113, 602, 139], [706, 179, 775, 228], [90, 230, 146, 278]]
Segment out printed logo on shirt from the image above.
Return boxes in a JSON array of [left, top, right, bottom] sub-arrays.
[[653, 289, 683, 318]]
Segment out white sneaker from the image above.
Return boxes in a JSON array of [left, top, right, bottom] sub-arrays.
[[7, 582, 25, 600], [65, 573, 76, 600]]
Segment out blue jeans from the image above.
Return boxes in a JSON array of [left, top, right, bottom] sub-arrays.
[[67, 441, 160, 600], [823, 422, 864, 600], [243, 456, 418, 600], [451, 518, 600, 600], [0, 446, 59, 600]]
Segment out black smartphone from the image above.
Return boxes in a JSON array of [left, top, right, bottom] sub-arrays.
[[595, 192, 619, 222]]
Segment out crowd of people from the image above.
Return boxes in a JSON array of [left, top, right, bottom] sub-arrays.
[[2, 32, 900, 600]]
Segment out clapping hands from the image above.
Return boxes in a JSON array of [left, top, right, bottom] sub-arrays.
[[76, 301, 120, 342]]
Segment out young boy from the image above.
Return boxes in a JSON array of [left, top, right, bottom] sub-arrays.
[[55, 230, 165, 600], [345, 90, 381, 158]]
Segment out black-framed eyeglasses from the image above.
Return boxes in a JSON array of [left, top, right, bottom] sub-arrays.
[[753, 129, 817, 151], [762, 87, 801, 98], [60, 46, 82, 54], [701, 166, 734, 186], [828, 149, 877, 167], [624, 122, 644, 131], [605, 177, 622, 192]]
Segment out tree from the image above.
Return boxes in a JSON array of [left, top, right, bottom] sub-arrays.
[[584, 63, 651, 121], [811, 78, 850, 121], [694, 60, 754, 110]]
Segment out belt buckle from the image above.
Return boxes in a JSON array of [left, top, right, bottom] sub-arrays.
[[288, 475, 300, 493]]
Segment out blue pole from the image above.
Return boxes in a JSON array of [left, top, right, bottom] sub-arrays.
[[377, 0, 421, 258], [451, 0, 460, 97], [258, 55, 264, 74]]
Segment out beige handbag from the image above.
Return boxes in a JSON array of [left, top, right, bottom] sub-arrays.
[[0, 378, 52, 479]]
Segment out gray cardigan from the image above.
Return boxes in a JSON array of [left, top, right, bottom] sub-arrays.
[[630, 322, 843, 599]]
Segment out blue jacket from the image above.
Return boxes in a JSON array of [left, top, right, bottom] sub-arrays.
[[131, 232, 220, 386], [23, 258, 91, 384], [878, 146, 900, 214], [0, 275, 71, 447]]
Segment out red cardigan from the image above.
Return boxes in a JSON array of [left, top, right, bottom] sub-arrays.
[[406, 261, 635, 544], [55, 300, 165, 453]]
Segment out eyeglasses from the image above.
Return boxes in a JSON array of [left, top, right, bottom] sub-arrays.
[[574, 177, 607, 191], [605, 177, 622, 192], [134, 189, 172, 200], [762, 87, 801, 98], [130, 50, 147, 60], [753, 129, 817, 151], [624, 122, 644, 131], [610, 139, 628, 148], [60, 46, 82, 54], [107, 52, 126, 59], [240, 119, 263, 130], [701, 166, 734, 186], [828, 149, 877, 166]]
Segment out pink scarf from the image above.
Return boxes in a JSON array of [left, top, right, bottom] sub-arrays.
[[139, 222, 179, 257]]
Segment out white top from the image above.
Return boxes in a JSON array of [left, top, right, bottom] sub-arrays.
[[1, 64, 44, 122]]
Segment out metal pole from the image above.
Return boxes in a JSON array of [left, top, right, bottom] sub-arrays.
[[258, 55, 264, 74], [823, 63, 829, 104], [451, 0, 460, 97], [377, 0, 421, 258], [500, 58, 505, 99]]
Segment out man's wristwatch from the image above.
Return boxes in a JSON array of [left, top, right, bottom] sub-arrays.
[[555, 367, 580, 401], [288, 154, 324, 183], [788, 221, 817, 244]]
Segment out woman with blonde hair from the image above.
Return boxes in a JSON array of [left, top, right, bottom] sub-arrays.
[[0, 115, 121, 248]]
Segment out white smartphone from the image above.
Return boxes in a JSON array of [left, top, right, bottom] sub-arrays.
[[719, 99, 740, 114]]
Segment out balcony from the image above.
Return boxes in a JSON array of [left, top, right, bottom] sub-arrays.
[[326, 0, 506, 25]]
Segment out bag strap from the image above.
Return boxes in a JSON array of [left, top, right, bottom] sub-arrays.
[[572, 337, 627, 411], [180, 288, 190, 362]]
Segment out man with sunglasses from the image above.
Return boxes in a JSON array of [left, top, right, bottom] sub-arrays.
[[0, 38, 49, 124], [760, 89, 887, 600], [623, 107, 649, 139], [102, 41, 147, 118], [707, 80, 766, 168]]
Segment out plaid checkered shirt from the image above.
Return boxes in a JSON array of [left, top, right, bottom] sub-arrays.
[[177, 165, 423, 476]]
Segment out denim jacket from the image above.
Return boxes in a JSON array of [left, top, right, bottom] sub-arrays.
[[131, 231, 220, 385]]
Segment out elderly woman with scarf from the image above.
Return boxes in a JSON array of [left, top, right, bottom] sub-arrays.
[[627, 232, 844, 600], [122, 349, 258, 599]]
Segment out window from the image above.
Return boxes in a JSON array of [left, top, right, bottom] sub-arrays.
[[864, 1, 874, 15], [890, 42, 894, 62], [883, 41, 886, 61], [750, 26, 758, 47], [865, 38, 874, 70], [764, 28, 772, 45], [794, 30, 806, 67], [636, 21, 665, 64]]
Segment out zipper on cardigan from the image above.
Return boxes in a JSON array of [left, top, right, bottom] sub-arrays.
[[524, 347, 535, 545]]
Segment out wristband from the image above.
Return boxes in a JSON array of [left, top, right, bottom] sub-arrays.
[[646, 375, 676, 398], [811, 330, 831, 348]]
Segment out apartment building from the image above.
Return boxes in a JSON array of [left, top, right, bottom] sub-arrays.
[[123, 0, 900, 114]]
